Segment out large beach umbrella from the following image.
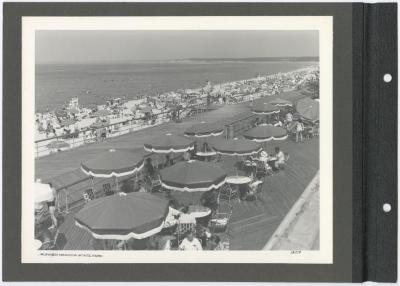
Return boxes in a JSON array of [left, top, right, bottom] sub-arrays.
[[34, 182, 54, 203], [244, 125, 288, 142], [46, 140, 70, 149], [296, 97, 319, 121], [81, 149, 144, 178], [159, 160, 227, 192], [144, 133, 194, 154], [269, 98, 293, 107], [184, 122, 224, 138], [74, 192, 169, 240], [251, 102, 280, 115], [212, 138, 262, 156]]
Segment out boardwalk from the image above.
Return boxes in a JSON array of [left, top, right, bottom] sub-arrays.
[[50, 137, 318, 250], [35, 90, 319, 250]]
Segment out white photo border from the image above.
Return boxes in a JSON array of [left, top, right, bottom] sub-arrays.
[[22, 16, 333, 264]]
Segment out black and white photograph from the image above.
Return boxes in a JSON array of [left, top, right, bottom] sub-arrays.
[[22, 16, 333, 263]]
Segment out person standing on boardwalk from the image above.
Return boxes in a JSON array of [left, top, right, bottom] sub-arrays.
[[295, 119, 304, 143]]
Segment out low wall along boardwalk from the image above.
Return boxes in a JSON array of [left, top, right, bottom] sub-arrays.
[[263, 171, 320, 250]]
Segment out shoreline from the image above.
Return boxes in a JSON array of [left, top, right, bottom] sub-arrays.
[[35, 62, 318, 113]]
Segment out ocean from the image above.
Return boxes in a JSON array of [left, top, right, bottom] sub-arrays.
[[35, 61, 315, 112]]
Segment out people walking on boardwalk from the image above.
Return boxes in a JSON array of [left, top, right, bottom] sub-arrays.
[[295, 118, 304, 142]]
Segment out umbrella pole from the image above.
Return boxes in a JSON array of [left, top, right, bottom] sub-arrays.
[[115, 176, 119, 191]]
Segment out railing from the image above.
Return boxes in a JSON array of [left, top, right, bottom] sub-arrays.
[[34, 103, 213, 158]]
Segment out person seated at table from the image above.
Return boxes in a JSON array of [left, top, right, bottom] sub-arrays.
[[205, 235, 224, 250], [144, 157, 155, 178], [200, 190, 219, 214], [38, 229, 55, 250], [157, 235, 173, 250], [258, 150, 269, 162], [47, 183, 58, 230], [274, 147, 286, 170], [164, 154, 172, 168], [273, 119, 283, 127], [196, 225, 211, 248], [259, 151, 273, 173], [179, 230, 203, 251], [137, 181, 147, 193], [34, 201, 48, 226], [285, 112, 293, 127], [183, 151, 191, 161], [246, 179, 263, 200], [305, 123, 317, 139]]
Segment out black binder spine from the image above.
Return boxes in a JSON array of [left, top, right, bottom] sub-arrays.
[[362, 3, 397, 282]]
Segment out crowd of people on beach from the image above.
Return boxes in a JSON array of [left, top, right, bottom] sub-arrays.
[[34, 66, 319, 147]]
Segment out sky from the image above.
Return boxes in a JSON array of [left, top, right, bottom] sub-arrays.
[[36, 30, 319, 64]]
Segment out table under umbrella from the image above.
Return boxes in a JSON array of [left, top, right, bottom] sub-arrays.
[[184, 122, 224, 138], [296, 97, 319, 121], [159, 160, 227, 192], [34, 182, 54, 203], [144, 133, 194, 154], [81, 148, 144, 190], [244, 125, 288, 142], [74, 192, 169, 240]]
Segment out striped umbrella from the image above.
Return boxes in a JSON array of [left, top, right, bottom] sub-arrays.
[[46, 140, 70, 149], [269, 98, 293, 107], [159, 160, 227, 192], [184, 122, 224, 138], [81, 149, 144, 178], [74, 192, 169, 240], [212, 138, 262, 156], [296, 97, 319, 121], [251, 102, 280, 115], [144, 133, 194, 154], [244, 125, 288, 142]]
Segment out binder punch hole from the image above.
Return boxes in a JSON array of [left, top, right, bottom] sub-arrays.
[[383, 73, 392, 83], [383, 203, 392, 213]]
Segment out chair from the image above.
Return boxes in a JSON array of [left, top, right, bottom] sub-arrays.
[[277, 153, 290, 170], [103, 183, 114, 196], [255, 161, 268, 179], [221, 239, 230, 250], [83, 189, 94, 203], [246, 180, 263, 201], [218, 184, 239, 204], [209, 206, 233, 233], [149, 176, 162, 192], [175, 215, 196, 244], [39, 230, 60, 250]]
